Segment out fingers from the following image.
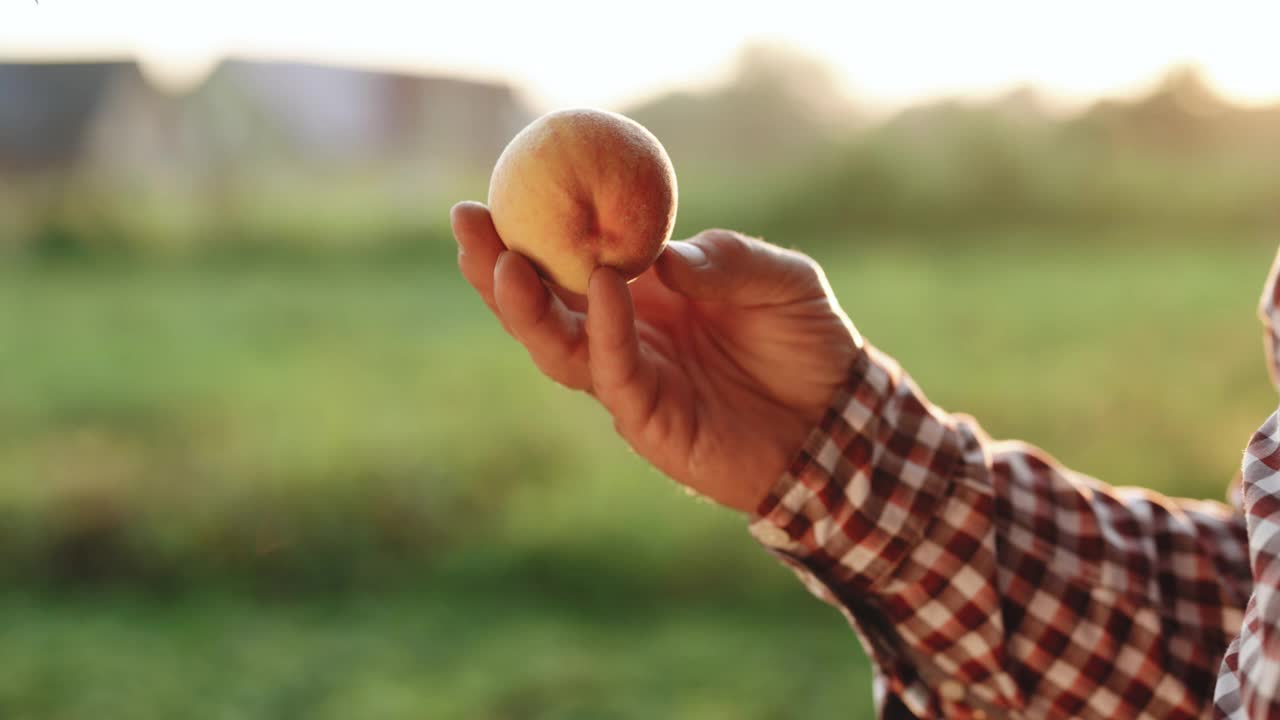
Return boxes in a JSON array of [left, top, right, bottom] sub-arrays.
[[655, 230, 824, 306], [493, 251, 592, 391], [451, 201, 506, 317], [452, 201, 590, 315], [587, 267, 659, 432], [548, 284, 589, 314]]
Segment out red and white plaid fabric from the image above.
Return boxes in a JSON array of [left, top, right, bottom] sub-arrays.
[[750, 249, 1280, 719]]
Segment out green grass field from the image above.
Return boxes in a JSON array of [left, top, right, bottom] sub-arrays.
[[2, 232, 1277, 718], [0, 590, 871, 720]]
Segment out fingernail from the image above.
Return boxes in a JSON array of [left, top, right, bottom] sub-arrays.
[[669, 241, 708, 267]]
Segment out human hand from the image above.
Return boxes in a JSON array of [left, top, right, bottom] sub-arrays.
[[451, 201, 861, 513]]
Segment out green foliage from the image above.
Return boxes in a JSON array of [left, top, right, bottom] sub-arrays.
[[636, 61, 1280, 242], [3, 227, 1275, 715], [3, 238, 1270, 590], [752, 94, 1280, 238]]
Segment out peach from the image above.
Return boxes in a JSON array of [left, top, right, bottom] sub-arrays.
[[487, 108, 678, 294]]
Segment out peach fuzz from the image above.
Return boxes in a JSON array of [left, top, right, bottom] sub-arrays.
[[487, 108, 678, 294]]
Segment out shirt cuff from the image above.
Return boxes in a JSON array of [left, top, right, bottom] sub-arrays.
[[749, 345, 963, 591]]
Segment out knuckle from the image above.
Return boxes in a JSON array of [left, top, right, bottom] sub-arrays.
[[791, 251, 822, 281], [784, 253, 828, 296], [697, 228, 752, 251], [692, 229, 756, 266], [693, 228, 740, 242], [529, 352, 568, 385]]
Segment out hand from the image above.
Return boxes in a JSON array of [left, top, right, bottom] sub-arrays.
[[451, 201, 861, 514]]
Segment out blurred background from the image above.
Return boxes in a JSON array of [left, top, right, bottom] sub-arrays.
[[2, 1, 1279, 717]]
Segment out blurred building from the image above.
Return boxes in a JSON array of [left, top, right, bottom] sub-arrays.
[[210, 61, 529, 171], [0, 62, 119, 176], [0, 58, 532, 191], [80, 63, 208, 194]]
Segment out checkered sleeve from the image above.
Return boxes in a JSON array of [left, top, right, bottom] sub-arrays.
[[751, 344, 1253, 719], [1213, 249, 1280, 719], [1213, 411, 1280, 719]]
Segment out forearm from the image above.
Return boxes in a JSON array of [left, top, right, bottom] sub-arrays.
[[752, 342, 1252, 718]]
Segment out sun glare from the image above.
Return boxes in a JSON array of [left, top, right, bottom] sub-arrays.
[[1, 0, 1277, 110]]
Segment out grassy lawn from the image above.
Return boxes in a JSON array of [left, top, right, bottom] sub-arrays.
[[0, 589, 873, 720], [0, 232, 1276, 717]]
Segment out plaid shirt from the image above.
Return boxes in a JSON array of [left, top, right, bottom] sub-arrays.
[[749, 249, 1280, 719]]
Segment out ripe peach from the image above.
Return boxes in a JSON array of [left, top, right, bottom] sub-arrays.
[[487, 108, 678, 294]]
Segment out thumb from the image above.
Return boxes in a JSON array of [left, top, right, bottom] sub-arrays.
[[655, 229, 824, 305]]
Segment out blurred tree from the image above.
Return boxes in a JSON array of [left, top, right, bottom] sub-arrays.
[[625, 42, 859, 172], [1074, 65, 1231, 152]]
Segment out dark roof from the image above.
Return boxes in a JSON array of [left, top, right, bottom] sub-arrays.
[[0, 61, 132, 171]]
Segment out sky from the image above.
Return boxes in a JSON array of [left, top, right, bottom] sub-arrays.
[[3, 0, 1279, 113]]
